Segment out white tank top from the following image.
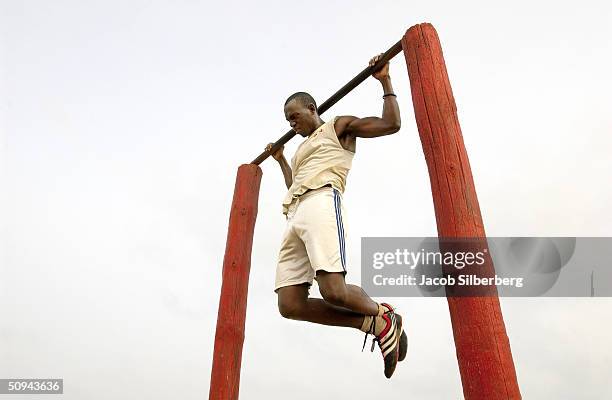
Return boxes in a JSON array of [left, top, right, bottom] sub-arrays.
[[282, 117, 355, 214]]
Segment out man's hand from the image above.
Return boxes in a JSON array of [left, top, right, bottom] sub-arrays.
[[266, 143, 284, 162], [369, 53, 390, 81]]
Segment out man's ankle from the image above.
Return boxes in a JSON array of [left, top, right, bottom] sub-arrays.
[[359, 315, 387, 336], [377, 302, 393, 316]]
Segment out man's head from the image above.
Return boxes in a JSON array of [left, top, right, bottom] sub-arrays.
[[284, 92, 321, 137]]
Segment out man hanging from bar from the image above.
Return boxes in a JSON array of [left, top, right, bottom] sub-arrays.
[[265, 54, 407, 378]]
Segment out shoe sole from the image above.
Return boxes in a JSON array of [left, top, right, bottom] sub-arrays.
[[396, 314, 408, 362]]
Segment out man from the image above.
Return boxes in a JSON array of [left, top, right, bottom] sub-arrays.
[[265, 54, 407, 378]]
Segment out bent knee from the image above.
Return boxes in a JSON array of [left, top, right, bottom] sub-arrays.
[[276, 284, 310, 320], [320, 287, 347, 306], [278, 301, 303, 320]]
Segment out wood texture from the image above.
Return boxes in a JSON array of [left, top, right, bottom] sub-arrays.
[[209, 164, 262, 400], [402, 23, 521, 399]]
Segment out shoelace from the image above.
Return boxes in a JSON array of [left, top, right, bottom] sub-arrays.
[[361, 316, 378, 353]]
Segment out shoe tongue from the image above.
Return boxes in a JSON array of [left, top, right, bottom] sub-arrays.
[[378, 303, 393, 316]]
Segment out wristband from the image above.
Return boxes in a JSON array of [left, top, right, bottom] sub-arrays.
[[383, 93, 397, 98]]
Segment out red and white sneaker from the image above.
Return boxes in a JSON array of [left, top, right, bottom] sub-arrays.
[[362, 303, 406, 378]]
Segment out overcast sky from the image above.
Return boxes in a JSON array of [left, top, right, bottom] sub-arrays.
[[2, 0, 611, 399]]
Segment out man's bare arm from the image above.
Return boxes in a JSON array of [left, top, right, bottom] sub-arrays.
[[266, 143, 292, 189], [277, 156, 292, 189], [335, 55, 401, 139]]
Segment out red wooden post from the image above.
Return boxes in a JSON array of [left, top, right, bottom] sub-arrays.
[[401, 24, 522, 399], [209, 164, 262, 400]]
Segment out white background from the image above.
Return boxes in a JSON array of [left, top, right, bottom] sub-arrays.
[[2, 0, 611, 398]]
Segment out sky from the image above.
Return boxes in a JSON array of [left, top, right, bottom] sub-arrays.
[[1, 0, 611, 399]]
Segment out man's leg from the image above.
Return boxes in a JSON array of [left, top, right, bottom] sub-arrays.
[[276, 278, 407, 379], [276, 274, 387, 327], [315, 271, 380, 316], [276, 283, 365, 329], [315, 270, 408, 377], [275, 189, 407, 377]]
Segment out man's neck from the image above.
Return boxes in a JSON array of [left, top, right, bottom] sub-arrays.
[[307, 118, 325, 136]]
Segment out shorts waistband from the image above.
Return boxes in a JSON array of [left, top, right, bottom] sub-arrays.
[[286, 185, 339, 217], [296, 184, 334, 199]]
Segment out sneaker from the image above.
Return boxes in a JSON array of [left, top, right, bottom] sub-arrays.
[[380, 303, 408, 362], [362, 303, 400, 378]]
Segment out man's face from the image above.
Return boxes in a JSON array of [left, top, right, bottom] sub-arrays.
[[284, 100, 316, 137]]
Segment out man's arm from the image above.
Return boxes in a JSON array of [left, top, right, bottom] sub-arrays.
[[277, 155, 292, 189], [266, 143, 292, 189], [335, 54, 401, 139]]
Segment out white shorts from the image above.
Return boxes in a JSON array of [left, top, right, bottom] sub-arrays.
[[274, 186, 348, 292]]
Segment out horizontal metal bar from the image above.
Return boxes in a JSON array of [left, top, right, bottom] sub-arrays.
[[250, 39, 403, 165]]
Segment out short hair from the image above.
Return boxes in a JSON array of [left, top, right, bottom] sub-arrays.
[[284, 92, 317, 110]]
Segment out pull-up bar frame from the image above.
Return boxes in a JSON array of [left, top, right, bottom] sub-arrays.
[[211, 24, 522, 400]]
